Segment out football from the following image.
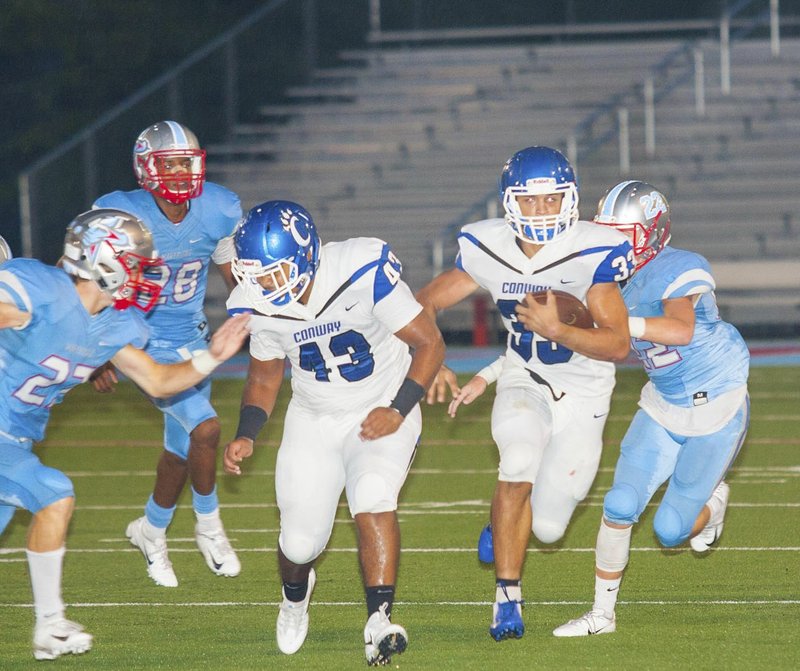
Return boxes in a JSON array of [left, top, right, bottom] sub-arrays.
[[525, 290, 594, 329]]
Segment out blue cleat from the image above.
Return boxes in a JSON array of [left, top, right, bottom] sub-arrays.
[[478, 523, 494, 564], [489, 600, 524, 641]]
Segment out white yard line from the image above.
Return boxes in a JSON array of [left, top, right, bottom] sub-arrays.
[[1, 598, 798, 608]]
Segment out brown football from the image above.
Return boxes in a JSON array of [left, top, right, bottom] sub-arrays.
[[526, 290, 594, 329]]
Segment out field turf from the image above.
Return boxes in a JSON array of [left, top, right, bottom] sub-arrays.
[[1, 366, 798, 669]]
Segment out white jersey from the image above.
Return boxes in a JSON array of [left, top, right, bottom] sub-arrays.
[[227, 238, 422, 415], [456, 219, 633, 398]]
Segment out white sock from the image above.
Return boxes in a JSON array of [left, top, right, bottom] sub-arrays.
[[142, 517, 167, 540], [195, 510, 221, 529], [593, 576, 621, 618], [495, 584, 522, 603], [26, 547, 66, 622]]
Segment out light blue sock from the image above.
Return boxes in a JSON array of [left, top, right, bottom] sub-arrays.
[[192, 486, 219, 516], [144, 495, 175, 530]]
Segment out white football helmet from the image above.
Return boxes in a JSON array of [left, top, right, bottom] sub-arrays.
[[0, 235, 11, 263], [595, 180, 671, 271], [133, 120, 206, 204], [61, 209, 164, 311]]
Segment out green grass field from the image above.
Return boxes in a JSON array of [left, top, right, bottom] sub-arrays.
[[1, 366, 798, 669]]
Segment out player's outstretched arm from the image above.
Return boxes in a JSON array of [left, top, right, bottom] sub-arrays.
[[416, 267, 480, 321], [111, 313, 250, 398], [224, 356, 285, 475], [631, 296, 696, 345], [359, 308, 445, 441], [0, 301, 31, 329], [415, 268, 480, 404]]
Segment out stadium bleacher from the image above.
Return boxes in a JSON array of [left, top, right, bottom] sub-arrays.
[[205, 36, 800, 334]]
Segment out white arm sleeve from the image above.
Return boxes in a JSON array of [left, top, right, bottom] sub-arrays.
[[211, 235, 235, 264], [475, 355, 505, 385]]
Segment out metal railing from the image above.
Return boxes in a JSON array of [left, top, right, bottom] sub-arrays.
[[431, 0, 783, 275], [16, 0, 323, 263]]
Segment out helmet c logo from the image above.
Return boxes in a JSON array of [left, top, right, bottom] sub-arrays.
[[280, 208, 312, 247]]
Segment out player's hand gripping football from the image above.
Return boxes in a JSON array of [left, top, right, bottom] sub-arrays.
[[425, 364, 460, 405], [515, 290, 566, 341], [223, 438, 253, 476]]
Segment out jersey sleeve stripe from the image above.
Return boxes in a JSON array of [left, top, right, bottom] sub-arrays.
[[0, 270, 33, 312], [661, 269, 715, 300]]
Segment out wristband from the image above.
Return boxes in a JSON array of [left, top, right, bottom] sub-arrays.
[[235, 405, 269, 441], [628, 316, 646, 339], [389, 377, 425, 417], [191, 350, 221, 375]]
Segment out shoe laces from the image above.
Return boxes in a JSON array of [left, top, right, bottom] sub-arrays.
[[147, 535, 172, 568], [278, 597, 307, 632]]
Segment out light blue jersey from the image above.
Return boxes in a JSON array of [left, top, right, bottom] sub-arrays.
[[94, 182, 241, 347], [0, 259, 149, 443], [623, 246, 749, 406], [604, 245, 750, 546]]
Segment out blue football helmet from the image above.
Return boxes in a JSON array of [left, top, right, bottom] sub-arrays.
[[595, 180, 671, 271], [232, 200, 321, 313], [0, 235, 11, 263], [500, 146, 579, 244]]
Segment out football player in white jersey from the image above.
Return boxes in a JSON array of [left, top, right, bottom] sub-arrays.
[[1, 210, 249, 660], [223, 200, 444, 666], [551, 181, 749, 637], [91, 121, 243, 587], [416, 146, 634, 641]]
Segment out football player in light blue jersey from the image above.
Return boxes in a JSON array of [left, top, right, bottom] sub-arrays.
[[549, 181, 750, 637], [223, 200, 445, 666], [417, 147, 633, 642], [91, 120, 243, 587], [0, 210, 250, 660]]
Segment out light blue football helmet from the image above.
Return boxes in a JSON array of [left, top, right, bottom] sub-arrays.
[[500, 146, 579, 244], [595, 180, 671, 271], [232, 200, 321, 313]]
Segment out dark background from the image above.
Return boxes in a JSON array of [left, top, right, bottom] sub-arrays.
[[1, 0, 792, 253]]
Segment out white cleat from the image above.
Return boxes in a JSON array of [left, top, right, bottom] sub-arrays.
[[364, 602, 408, 666], [690, 481, 730, 553], [553, 609, 616, 637], [126, 517, 178, 587], [33, 617, 93, 660], [276, 568, 316, 655], [195, 521, 241, 577]]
